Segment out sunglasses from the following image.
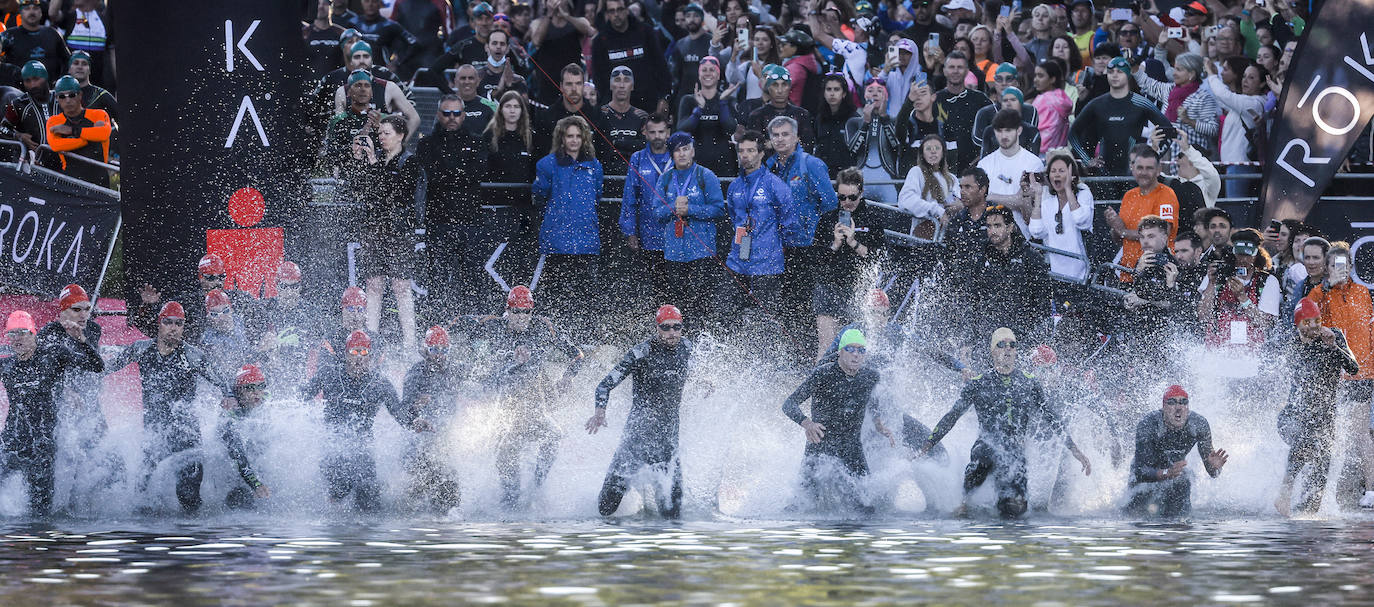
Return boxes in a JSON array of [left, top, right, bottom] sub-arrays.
[[1165, 397, 1189, 406], [161, 318, 186, 326], [241, 383, 267, 392], [995, 340, 1019, 349], [659, 323, 684, 332], [441, 110, 463, 116], [842, 345, 866, 354], [492, 14, 512, 22], [278, 282, 300, 290], [1055, 208, 1064, 234], [56, 92, 80, 100], [344, 305, 365, 313], [208, 308, 233, 317], [426, 345, 449, 355], [838, 193, 862, 202], [348, 347, 370, 356]]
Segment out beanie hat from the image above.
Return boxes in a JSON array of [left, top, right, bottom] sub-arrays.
[[350, 41, 373, 56], [348, 70, 373, 86]]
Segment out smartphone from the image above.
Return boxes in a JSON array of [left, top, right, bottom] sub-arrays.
[[739, 232, 753, 261], [838, 210, 853, 227], [737, 27, 748, 47], [752, 47, 758, 62], [1236, 267, 1249, 279], [1034, 172, 1046, 184], [1110, 7, 1132, 21], [887, 44, 899, 64], [1012, 0, 1022, 14], [1255, 0, 1266, 6], [929, 32, 940, 45], [1168, 27, 1184, 39], [1334, 255, 1350, 268], [999, 4, 1011, 17], [1269, 219, 1282, 233]]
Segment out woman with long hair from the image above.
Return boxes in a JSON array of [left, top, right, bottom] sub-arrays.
[[727, 25, 781, 117], [486, 91, 540, 275], [814, 72, 859, 178], [1031, 60, 1072, 153], [1027, 149, 1095, 282], [352, 114, 420, 351], [530, 115, 605, 340], [1134, 51, 1218, 159], [1206, 56, 1269, 199], [897, 134, 958, 227], [969, 25, 998, 84]]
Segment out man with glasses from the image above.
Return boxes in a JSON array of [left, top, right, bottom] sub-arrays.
[[218, 364, 274, 510], [299, 330, 404, 512], [918, 328, 1092, 518], [783, 328, 895, 513], [478, 285, 586, 510], [586, 305, 695, 517], [1124, 385, 1229, 517], [199, 289, 253, 379], [398, 326, 464, 513], [1114, 23, 1147, 62], [1069, 57, 1175, 177], [323, 286, 378, 367], [1, 309, 102, 517], [744, 65, 816, 150], [813, 168, 886, 362], [416, 94, 491, 320], [105, 302, 237, 514]]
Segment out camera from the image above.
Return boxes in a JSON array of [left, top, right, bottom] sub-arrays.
[[1202, 244, 1237, 280], [1153, 249, 1175, 267], [1168, 27, 1184, 39]]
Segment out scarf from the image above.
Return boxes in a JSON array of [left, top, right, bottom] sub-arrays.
[[1165, 80, 1198, 122]]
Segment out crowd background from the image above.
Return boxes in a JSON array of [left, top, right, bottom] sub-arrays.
[[1, 0, 1374, 515]]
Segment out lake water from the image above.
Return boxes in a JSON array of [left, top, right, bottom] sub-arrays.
[[1, 517, 1370, 605]]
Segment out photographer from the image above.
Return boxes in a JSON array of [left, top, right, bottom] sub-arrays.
[[812, 168, 887, 362], [324, 71, 384, 178], [1027, 150, 1094, 284], [1121, 216, 1189, 366], [351, 114, 421, 353], [1198, 229, 1278, 349]]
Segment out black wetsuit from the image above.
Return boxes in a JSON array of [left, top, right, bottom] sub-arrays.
[[0, 336, 102, 516], [593, 103, 649, 177], [399, 359, 465, 512], [1068, 92, 1177, 176], [299, 363, 404, 512], [476, 315, 584, 508], [218, 408, 267, 510], [105, 341, 232, 513], [1125, 410, 1220, 517], [1279, 330, 1360, 513], [593, 337, 694, 517], [782, 362, 882, 503], [926, 368, 1069, 518], [256, 297, 325, 390]]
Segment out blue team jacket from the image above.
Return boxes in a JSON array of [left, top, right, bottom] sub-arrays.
[[651, 164, 725, 262], [618, 148, 673, 252], [532, 151, 605, 255], [725, 166, 803, 276], [763, 144, 836, 245]]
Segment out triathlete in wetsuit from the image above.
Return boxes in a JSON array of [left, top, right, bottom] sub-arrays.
[[299, 330, 406, 512], [919, 328, 1091, 518], [1067, 56, 1176, 176], [1125, 385, 1228, 518], [398, 326, 465, 513], [783, 329, 896, 511], [0, 311, 102, 516], [1275, 299, 1357, 516], [219, 365, 273, 510], [103, 302, 236, 514], [475, 286, 585, 509], [586, 306, 694, 518]]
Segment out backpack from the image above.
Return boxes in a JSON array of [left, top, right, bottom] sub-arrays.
[[798, 62, 825, 116]]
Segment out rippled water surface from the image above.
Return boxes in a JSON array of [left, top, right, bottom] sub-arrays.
[[2, 517, 1371, 605]]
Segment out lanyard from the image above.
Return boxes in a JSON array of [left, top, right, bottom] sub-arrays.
[[672, 165, 695, 199], [646, 152, 670, 178]]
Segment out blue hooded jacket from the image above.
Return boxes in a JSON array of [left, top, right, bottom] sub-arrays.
[[618, 147, 673, 252], [725, 166, 803, 276], [532, 151, 605, 255], [763, 144, 836, 245], [652, 164, 725, 263]]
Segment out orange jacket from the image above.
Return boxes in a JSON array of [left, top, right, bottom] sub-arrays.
[[45, 108, 112, 171], [1310, 280, 1374, 381]]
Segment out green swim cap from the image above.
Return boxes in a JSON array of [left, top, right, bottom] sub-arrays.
[[838, 329, 867, 350]]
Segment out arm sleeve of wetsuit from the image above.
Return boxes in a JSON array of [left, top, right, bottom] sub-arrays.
[[69, 337, 104, 374], [1196, 417, 1220, 477], [376, 378, 408, 428], [101, 340, 144, 375], [926, 385, 975, 446], [220, 420, 263, 489], [1138, 95, 1178, 140], [594, 342, 647, 409], [397, 371, 424, 427], [719, 97, 738, 132], [1067, 100, 1097, 162], [781, 368, 822, 425]]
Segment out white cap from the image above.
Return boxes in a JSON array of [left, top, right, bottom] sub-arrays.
[[944, 0, 976, 12]]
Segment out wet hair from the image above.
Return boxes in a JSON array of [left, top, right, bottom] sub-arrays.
[[836, 166, 863, 189], [1139, 214, 1171, 235], [991, 108, 1022, 130], [961, 166, 989, 192]]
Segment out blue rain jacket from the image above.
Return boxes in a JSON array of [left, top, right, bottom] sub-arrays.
[[532, 151, 605, 255]]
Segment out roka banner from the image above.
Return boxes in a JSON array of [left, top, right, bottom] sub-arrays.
[[112, 2, 313, 303], [0, 166, 120, 297], [1261, 0, 1374, 222]]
